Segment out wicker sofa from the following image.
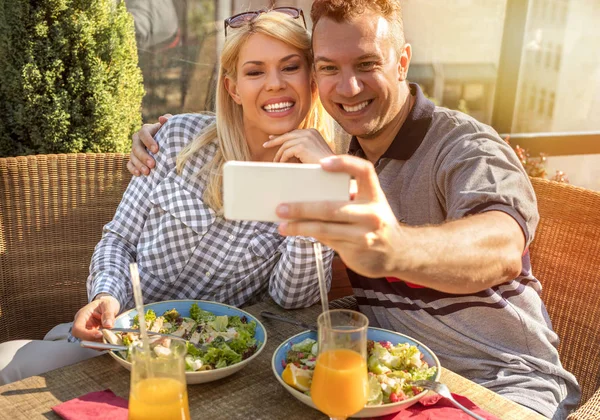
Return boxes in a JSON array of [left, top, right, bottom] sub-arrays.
[[1, 153, 599, 418]]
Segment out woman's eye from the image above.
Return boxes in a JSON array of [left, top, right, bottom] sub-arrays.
[[246, 71, 263, 76], [283, 65, 300, 72]]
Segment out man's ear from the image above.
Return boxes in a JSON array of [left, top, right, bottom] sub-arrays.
[[398, 43, 412, 82], [224, 76, 242, 105]]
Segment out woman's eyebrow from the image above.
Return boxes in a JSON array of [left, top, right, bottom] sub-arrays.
[[242, 54, 301, 67], [279, 54, 301, 63]]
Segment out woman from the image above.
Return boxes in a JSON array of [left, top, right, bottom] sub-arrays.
[[72, 9, 337, 339], [0, 9, 336, 385]]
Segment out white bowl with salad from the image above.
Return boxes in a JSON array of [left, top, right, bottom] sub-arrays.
[[103, 300, 267, 384], [272, 327, 441, 418]]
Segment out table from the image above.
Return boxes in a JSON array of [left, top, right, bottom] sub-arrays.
[[0, 300, 546, 419]]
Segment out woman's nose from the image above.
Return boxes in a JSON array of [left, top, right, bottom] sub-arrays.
[[265, 71, 286, 91]]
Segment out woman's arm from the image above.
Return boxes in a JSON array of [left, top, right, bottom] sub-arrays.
[[87, 121, 178, 310], [268, 237, 335, 309]]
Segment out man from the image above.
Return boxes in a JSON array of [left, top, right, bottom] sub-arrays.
[[129, 1, 580, 417]]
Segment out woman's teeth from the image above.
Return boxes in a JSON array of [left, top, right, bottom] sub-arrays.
[[263, 102, 294, 113], [342, 100, 370, 113]]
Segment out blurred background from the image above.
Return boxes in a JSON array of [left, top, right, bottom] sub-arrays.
[[135, 0, 600, 191]]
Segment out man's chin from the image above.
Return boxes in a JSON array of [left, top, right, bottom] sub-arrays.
[[336, 120, 376, 139]]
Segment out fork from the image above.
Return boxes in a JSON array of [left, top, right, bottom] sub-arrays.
[[411, 379, 487, 420]]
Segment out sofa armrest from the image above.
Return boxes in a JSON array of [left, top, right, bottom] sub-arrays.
[[568, 387, 600, 420]]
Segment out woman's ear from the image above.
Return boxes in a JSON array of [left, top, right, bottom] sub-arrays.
[[224, 76, 242, 105]]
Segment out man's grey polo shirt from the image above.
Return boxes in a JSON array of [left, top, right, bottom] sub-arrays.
[[346, 83, 580, 418]]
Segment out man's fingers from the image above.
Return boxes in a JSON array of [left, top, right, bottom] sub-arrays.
[[132, 133, 154, 170], [276, 201, 378, 225], [320, 155, 382, 201], [127, 160, 141, 177], [129, 153, 149, 175], [158, 113, 173, 125], [278, 220, 364, 244], [139, 124, 160, 155]]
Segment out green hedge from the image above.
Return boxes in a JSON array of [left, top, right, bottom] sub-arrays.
[[0, 0, 144, 156]]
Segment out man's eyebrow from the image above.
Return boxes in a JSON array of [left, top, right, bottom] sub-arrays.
[[243, 54, 301, 67], [314, 56, 334, 63], [314, 54, 382, 63], [356, 54, 382, 61]]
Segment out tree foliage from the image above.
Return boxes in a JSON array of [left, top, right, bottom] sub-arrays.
[[0, 0, 144, 156]]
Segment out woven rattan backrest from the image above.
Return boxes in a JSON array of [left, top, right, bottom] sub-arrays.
[[0, 154, 131, 342], [529, 177, 600, 405]]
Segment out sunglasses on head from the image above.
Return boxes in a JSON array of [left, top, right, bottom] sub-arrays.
[[224, 7, 307, 37]]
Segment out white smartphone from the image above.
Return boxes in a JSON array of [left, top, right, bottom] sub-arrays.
[[223, 161, 351, 222]]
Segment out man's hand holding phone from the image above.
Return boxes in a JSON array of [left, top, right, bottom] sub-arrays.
[[276, 155, 404, 280]]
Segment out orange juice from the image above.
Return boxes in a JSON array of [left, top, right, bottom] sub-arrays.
[[128, 377, 191, 420], [310, 349, 368, 418]]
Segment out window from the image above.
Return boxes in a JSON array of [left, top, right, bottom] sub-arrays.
[[555, 45, 562, 72], [529, 86, 537, 112], [548, 92, 555, 118], [538, 89, 547, 115], [535, 43, 543, 66]]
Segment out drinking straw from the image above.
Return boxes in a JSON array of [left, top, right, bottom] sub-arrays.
[[130, 262, 151, 356], [313, 242, 332, 329]]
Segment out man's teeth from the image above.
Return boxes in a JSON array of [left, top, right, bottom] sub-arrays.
[[263, 102, 294, 112], [342, 101, 370, 113]]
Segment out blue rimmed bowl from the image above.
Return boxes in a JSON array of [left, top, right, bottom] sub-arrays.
[[106, 300, 267, 384], [272, 327, 441, 418]]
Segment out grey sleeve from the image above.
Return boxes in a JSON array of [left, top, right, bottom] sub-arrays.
[[124, 0, 179, 49], [434, 128, 539, 246]]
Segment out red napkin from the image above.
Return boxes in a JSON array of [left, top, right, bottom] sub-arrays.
[[365, 393, 500, 420], [52, 389, 128, 420]]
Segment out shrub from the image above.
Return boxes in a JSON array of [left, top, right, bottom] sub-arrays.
[[0, 0, 144, 156]]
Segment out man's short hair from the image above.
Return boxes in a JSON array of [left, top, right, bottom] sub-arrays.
[[310, 0, 405, 47]]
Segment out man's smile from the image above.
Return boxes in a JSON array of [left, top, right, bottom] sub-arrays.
[[337, 99, 374, 115]]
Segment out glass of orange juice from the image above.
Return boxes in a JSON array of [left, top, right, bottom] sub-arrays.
[[310, 309, 369, 420], [128, 341, 191, 420]]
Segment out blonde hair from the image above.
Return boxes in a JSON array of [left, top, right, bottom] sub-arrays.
[[176, 12, 334, 213]]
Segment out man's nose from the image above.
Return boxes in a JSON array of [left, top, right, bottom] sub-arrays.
[[265, 70, 286, 91], [336, 72, 362, 97]]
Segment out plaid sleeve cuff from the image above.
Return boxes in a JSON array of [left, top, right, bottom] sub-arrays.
[[89, 273, 129, 312]]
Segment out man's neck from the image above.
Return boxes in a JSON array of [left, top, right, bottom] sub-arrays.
[[357, 90, 416, 164]]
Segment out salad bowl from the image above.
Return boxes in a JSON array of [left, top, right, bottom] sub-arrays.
[[272, 327, 441, 418], [105, 300, 267, 384]]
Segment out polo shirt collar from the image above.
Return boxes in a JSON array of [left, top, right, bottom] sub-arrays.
[[348, 83, 435, 161]]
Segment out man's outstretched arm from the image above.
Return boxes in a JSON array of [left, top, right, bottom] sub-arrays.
[[277, 155, 525, 294]]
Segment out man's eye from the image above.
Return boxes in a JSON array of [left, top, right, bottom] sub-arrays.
[[319, 65, 337, 72], [359, 62, 376, 70]]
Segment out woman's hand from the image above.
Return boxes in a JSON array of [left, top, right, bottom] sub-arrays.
[[264, 128, 335, 164], [127, 114, 172, 176], [71, 295, 121, 341]]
